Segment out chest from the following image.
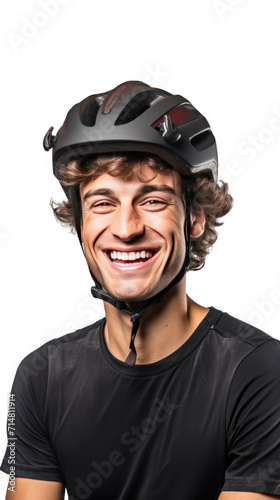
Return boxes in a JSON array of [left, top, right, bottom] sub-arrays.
[[46, 364, 230, 499]]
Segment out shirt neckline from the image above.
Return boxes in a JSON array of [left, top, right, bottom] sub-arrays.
[[99, 306, 223, 377]]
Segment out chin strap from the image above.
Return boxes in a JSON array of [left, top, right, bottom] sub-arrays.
[[69, 185, 191, 366], [90, 287, 161, 366], [91, 259, 188, 366], [90, 286, 146, 365]]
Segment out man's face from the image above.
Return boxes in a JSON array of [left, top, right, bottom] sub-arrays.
[[80, 165, 186, 303]]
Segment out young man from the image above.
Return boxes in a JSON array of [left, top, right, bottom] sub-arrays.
[[1, 81, 280, 500]]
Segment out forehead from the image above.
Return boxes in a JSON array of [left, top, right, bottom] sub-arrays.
[[80, 165, 182, 198], [80, 164, 183, 199]]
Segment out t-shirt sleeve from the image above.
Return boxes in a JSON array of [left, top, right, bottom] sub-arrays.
[[1, 345, 63, 482], [222, 339, 280, 496]]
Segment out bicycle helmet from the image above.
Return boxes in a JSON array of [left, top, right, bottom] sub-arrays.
[[43, 80, 218, 366]]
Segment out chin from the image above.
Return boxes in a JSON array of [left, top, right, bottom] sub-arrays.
[[98, 269, 182, 304], [108, 289, 151, 303], [103, 280, 169, 304]]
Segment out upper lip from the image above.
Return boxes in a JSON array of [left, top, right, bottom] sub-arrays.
[[102, 247, 160, 253]]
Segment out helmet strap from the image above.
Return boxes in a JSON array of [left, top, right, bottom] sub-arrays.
[[68, 186, 83, 245]]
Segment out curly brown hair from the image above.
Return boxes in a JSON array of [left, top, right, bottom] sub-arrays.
[[50, 153, 233, 270]]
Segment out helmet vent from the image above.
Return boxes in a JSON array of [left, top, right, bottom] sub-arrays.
[[115, 92, 164, 126], [191, 130, 215, 151], [80, 96, 104, 127]]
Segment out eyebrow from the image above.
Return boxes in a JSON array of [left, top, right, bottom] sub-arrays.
[[83, 189, 114, 204], [82, 185, 177, 204]]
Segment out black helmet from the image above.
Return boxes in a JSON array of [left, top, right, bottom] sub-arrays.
[[43, 80, 218, 366], [44, 80, 218, 185]]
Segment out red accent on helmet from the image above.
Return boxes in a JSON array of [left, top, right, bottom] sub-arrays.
[[102, 84, 127, 114], [153, 105, 196, 128]]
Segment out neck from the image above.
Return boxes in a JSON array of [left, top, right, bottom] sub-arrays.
[[103, 277, 209, 364]]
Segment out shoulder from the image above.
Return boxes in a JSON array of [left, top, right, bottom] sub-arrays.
[[21, 316, 105, 362], [211, 308, 280, 407], [208, 311, 280, 445], [207, 307, 280, 385], [213, 307, 279, 349], [14, 317, 105, 389]]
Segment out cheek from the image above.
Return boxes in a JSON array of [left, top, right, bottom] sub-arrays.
[[81, 215, 109, 247], [146, 207, 184, 232], [171, 212, 187, 255]]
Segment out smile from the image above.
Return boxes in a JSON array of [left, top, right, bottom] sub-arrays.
[[108, 250, 156, 266]]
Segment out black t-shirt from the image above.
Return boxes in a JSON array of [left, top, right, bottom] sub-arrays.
[[1, 307, 280, 499]]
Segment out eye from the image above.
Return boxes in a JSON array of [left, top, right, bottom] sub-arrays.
[[91, 201, 112, 207], [140, 198, 168, 210], [88, 200, 116, 213], [142, 198, 166, 205], [146, 199, 163, 205]]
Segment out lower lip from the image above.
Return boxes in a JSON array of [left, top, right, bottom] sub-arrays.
[[103, 251, 159, 271]]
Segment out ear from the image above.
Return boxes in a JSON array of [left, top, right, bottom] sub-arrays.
[[190, 210, 206, 238]]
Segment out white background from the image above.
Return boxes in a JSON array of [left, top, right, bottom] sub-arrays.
[[1, 0, 280, 494]]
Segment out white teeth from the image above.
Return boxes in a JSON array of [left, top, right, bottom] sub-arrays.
[[109, 250, 154, 262]]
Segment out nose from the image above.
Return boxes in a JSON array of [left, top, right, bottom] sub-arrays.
[[110, 204, 145, 241]]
